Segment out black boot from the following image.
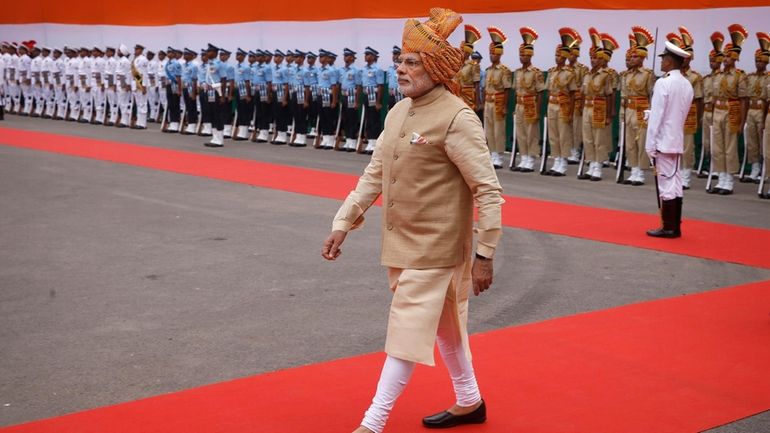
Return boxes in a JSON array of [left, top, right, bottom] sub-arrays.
[[646, 199, 681, 238], [0, 105, 4, 121]]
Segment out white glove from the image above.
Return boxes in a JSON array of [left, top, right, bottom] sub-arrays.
[[643, 109, 651, 121]]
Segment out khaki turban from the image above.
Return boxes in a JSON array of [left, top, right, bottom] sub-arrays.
[[402, 8, 465, 96]]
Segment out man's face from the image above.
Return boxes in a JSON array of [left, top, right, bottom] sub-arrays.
[[106, 49, 115, 58], [682, 57, 691, 69], [392, 53, 399, 63], [344, 54, 355, 66], [629, 53, 643, 68], [295, 55, 305, 66], [274, 55, 283, 65], [709, 59, 720, 70], [134, 47, 143, 56], [147, 52, 155, 61], [723, 56, 736, 68], [365, 53, 375, 64], [158, 52, 166, 61], [555, 53, 565, 66], [660, 54, 673, 73], [519, 53, 531, 66], [568, 52, 578, 63], [396, 53, 435, 98], [185, 53, 194, 62], [248, 54, 256, 64], [236, 53, 245, 63], [79, 49, 87, 58], [589, 54, 598, 68], [489, 52, 501, 64], [308, 57, 316, 66], [756, 58, 767, 71], [220, 53, 230, 62], [53, 51, 61, 59]]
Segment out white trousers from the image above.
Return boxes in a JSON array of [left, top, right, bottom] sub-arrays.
[[133, 90, 148, 127], [655, 153, 683, 200], [360, 318, 481, 433], [105, 87, 118, 123]]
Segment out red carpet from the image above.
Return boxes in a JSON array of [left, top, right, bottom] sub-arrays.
[[2, 127, 769, 269], [2, 280, 769, 433]]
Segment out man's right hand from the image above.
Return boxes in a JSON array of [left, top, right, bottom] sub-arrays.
[[322, 230, 347, 261]]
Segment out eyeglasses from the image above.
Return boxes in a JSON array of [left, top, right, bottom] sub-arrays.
[[395, 58, 423, 69]]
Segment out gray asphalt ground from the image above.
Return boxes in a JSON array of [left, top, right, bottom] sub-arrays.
[[1, 116, 769, 431]]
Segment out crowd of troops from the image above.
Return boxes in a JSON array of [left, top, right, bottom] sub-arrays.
[[1, 23, 768, 198]]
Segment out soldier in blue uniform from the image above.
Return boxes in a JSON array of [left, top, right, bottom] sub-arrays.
[[387, 45, 402, 110], [289, 50, 310, 146], [254, 50, 274, 142], [360, 46, 385, 154], [338, 48, 362, 151], [233, 48, 252, 140], [270, 49, 291, 144], [163, 48, 183, 132], [304, 51, 320, 138], [181, 48, 199, 134], [204, 44, 228, 147], [316, 49, 340, 149], [218, 48, 236, 138], [196, 47, 213, 136]]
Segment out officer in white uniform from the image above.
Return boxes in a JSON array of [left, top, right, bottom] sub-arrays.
[[64, 47, 82, 120], [52, 48, 67, 119], [116, 44, 133, 127], [77, 47, 93, 122], [645, 41, 694, 238], [131, 44, 149, 129], [30, 46, 44, 116], [17, 44, 32, 115], [103, 47, 118, 125], [91, 47, 107, 124], [39, 47, 55, 118]]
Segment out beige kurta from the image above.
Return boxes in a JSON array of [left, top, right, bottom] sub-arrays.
[[332, 85, 504, 365]]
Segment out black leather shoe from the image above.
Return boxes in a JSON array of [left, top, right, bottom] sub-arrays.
[[631, 181, 644, 186], [646, 227, 681, 238], [577, 173, 592, 180], [510, 166, 522, 172], [590, 176, 602, 181], [718, 188, 733, 195], [520, 167, 534, 173], [422, 400, 486, 429], [707, 187, 723, 194]]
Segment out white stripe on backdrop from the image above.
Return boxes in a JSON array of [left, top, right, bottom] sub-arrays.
[[1, 7, 768, 72]]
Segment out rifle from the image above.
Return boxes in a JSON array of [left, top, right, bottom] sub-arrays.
[[539, 116, 549, 174], [738, 123, 749, 182], [616, 111, 627, 183], [706, 125, 716, 191], [356, 103, 366, 153], [508, 113, 518, 169], [759, 134, 768, 198], [651, 157, 661, 209]]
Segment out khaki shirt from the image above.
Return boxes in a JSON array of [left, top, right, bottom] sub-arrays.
[[620, 67, 654, 98], [514, 65, 545, 95], [711, 68, 748, 100], [333, 85, 503, 268], [746, 71, 768, 101], [546, 65, 578, 95], [702, 71, 719, 104], [582, 67, 616, 98], [683, 68, 704, 100], [484, 63, 512, 94], [456, 59, 480, 87]]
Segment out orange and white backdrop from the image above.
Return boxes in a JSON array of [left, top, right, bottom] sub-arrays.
[[1, 1, 770, 71]]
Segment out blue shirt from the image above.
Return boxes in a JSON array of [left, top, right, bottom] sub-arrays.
[[225, 64, 235, 81], [361, 63, 384, 87], [235, 61, 250, 84], [272, 62, 288, 85], [197, 60, 209, 84], [165, 59, 182, 81], [387, 64, 398, 90], [303, 65, 319, 87], [288, 64, 304, 86], [182, 62, 198, 85], [338, 65, 361, 91], [317, 65, 338, 89]]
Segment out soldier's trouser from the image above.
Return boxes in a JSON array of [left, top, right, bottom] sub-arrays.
[[55, 86, 67, 117], [320, 103, 337, 136], [34, 85, 46, 115], [67, 87, 80, 119], [762, 115, 770, 176], [258, 100, 272, 130], [133, 90, 148, 127], [365, 104, 382, 140], [515, 104, 540, 157], [702, 110, 713, 160], [159, 83, 168, 111], [307, 96, 319, 129], [683, 134, 696, 168], [236, 92, 253, 127], [342, 101, 359, 139], [198, 91, 212, 125], [656, 153, 683, 200], [547, 102, 572, 158], [105, 87, 118, 123], [43, 86, 56, 117], [117, 88, 132, 125], [712, 107, 739, 173], [184, 89, 198, 125], [92, 86, 106, 123], [79, 88, 93, 120], [624, 108, 649, 169], [21, 83, 33, 113], [212, 99, 228, 131], [290, 94, 308, 134], [272, 99, 290, 132], [148, 85, 160, 119], [746, 107, 764, 164], [483, 101, 506, 154], [166, 87, 181, 123], [9, 83, 21, 111], [582, 105, 611, 162]]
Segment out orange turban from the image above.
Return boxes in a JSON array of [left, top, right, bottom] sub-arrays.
[[402, 8, 465, 96]]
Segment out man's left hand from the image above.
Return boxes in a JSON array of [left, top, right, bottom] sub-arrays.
[[471, 257, 493, 296]]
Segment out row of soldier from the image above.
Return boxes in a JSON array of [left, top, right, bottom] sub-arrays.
[[1, 24, 768, 198]]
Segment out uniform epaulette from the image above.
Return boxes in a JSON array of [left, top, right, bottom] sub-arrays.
[[548, 66, 557, 73], [735, 68, 745, 75]]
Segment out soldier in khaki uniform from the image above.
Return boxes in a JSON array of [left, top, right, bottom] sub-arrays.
[[742, 33, 769, 182], [762, 78, 770, 196], [708, 24, 749, 195], [544, 29, 579, 176], [456, 25, 482, 111], [700, 37, 725, 178], [671, 28, 704, 189], [620, 26, 655, 186], [484, 27, 512, 169], [512, 27, 546, 173], [579, 28, 619, 181], [566, 29, 589, 164]]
